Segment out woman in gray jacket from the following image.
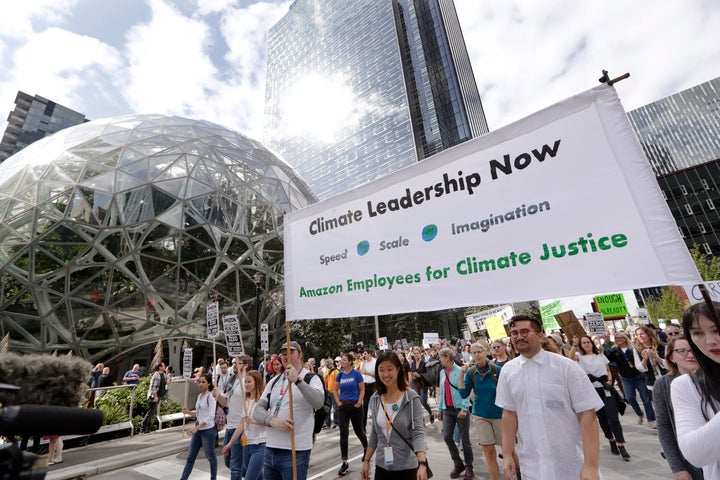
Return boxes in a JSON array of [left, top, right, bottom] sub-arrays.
[[361, 351, 429, 480]]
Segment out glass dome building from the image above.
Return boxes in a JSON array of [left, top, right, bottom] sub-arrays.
[[0, 115, 315, 364]]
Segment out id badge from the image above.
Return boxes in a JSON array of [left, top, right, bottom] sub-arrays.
[[383, 446, 394, 466]]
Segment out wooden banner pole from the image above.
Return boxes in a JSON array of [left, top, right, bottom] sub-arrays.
[[285, 322, 297, 480]]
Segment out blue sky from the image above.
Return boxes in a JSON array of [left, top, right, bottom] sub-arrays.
[[1, 0, 719, 143]]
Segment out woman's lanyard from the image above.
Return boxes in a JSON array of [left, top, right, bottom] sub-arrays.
[[381, 392, 402, 439], [272, 377, 289, 416]]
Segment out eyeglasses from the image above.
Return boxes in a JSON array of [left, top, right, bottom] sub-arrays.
[[491, 345, 503, 350], [510, 328, 537, 338], [667, 332, 681, 336], [673, 348, 693, 356]]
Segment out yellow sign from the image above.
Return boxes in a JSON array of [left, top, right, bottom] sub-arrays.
[[485, 316, 507, 340]]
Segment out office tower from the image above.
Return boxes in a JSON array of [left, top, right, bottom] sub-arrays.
[[264, 0, 488, 200], [628, 77, 720, 255], [0, 91, 87, 162]]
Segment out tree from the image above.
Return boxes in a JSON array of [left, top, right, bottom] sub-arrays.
[[289, 317, 357, 358], [689, 244, 720, 281], [646, 287, 688, 323]]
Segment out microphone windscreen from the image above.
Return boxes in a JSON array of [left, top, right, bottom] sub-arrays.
[[0, 353, 92, 406], [0, 405, 103, 436]]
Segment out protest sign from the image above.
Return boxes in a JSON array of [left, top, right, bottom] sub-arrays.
[[555, 310, 586, 341], [485, 316, 508, 341], [284, 86, 701, 321], [206, 301, 219, 338], [222, 315, 244, 357], [585, 312, 607, 336], [182, 348, 193, 379], [423, 332, 439, 347]]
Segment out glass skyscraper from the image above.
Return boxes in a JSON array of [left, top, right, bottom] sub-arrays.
[[263, 0, 488, 200], [0, 91, 87, 162], [628, 77, 720, 255]]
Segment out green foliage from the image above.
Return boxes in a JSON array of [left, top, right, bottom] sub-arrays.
[[94, 376, 181, 428], [690, 244, 720, 281], [646, 287, 688, 323], [290, 317, 357, 357]]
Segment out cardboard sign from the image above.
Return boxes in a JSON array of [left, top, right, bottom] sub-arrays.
[[485, 316, 508, 341], [554, 310, 587, 341]]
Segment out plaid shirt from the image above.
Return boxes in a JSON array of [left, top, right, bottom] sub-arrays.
[[147, 371, 163, 401]]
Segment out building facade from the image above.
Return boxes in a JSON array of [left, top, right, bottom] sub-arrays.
[[263, 0, 488, 200], [628, 77, 720, 256], [0, 91, 87, 162]]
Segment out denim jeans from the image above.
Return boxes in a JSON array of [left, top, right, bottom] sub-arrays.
[[442, 407, 473, 468], [620, 375, 656, 421], [223, 427, 244, 480], [243, 442, 265, 480], [324, 392, 334, 427], [180, 426, 217, 480], [418, 388, 433, 417], [263, 446, 311, 480]]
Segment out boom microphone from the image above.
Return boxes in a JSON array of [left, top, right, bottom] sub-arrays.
[[0, 353, 93, 407], [0, 405, 103, 436]]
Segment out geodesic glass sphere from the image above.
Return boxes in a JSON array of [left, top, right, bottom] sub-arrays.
[[0, 115, 315, 362]]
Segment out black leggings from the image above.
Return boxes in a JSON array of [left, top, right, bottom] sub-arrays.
[[338, 403, 368, 459], [595, 387, 625, 443]]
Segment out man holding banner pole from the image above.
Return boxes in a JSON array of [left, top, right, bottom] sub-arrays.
[[253, 340, 324, 480]]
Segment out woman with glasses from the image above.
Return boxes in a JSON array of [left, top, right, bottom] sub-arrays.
[[489, 340, 511, 367], [180, 374, 218, 480], [574, 335, 631, 460], [671, 302, 720, 479], [653, 335, 704, 480]]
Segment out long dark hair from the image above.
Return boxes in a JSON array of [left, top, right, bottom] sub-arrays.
[[682, 302, 720, 418], [374, 351, 408, 395], [576, 335, 599, 355]]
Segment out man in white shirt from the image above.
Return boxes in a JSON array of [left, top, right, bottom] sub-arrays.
[[253, 341, 324, 480], [495, 314, 603, 480]]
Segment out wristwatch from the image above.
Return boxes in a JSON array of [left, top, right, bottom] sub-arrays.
[[295, 378, 302, 386], [418, 460, 429, 468]]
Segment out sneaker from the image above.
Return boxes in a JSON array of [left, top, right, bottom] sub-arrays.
[[647, 420, 657, 429], [463, 467, 475, 479], [338, 462, 349, 476], [637, 416, 644, 425], [450, 464, 466, 479]]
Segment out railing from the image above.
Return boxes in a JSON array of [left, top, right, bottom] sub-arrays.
[[86, 384, 138, 436]]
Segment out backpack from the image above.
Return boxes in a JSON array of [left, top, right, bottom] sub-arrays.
[[265, 372, 331, 435], [421, 360, 441, 387], [468, 363, 499, 386], [206, 393, 226, 431]]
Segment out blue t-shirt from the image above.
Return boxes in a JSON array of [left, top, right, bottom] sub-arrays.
[[336, 369, 364, 402]]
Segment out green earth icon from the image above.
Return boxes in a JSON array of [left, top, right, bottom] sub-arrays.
[[422, 224, 438, 242], [357, 240, 370, 256]]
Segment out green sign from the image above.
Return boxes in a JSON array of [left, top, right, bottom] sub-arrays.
[[540, 300, 563, 330], [594, 293, 628, 319]]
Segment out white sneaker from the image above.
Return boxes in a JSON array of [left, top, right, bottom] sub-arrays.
[[637, 416, 644, 425], [647, 420, 657, 429]]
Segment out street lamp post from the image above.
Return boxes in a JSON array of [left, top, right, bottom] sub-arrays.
[[253, 273, 263, 369]]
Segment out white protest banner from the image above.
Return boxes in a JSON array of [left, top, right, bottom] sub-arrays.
[[466, 305, 515, 332], [222, 315, 244, 357], [423, 332, 439, 347], [284, 86, 701, 320], [207, 301, 219, 338], [683, 281, 720, 305], [182, 348, 193, 379], [585, 312, 607, 336]]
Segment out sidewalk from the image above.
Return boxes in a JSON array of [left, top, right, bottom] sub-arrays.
[[45, 427, 190, 480]]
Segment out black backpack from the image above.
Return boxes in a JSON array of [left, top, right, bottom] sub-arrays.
[[266, 372, 331, 435], [421, 360, 441, 387]]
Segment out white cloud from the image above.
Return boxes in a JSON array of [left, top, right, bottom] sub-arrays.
[[122, 0, 220, 118], [0, 27, 121, 126], [454, 0, 720, 130], [0, 0, 77, 40]]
